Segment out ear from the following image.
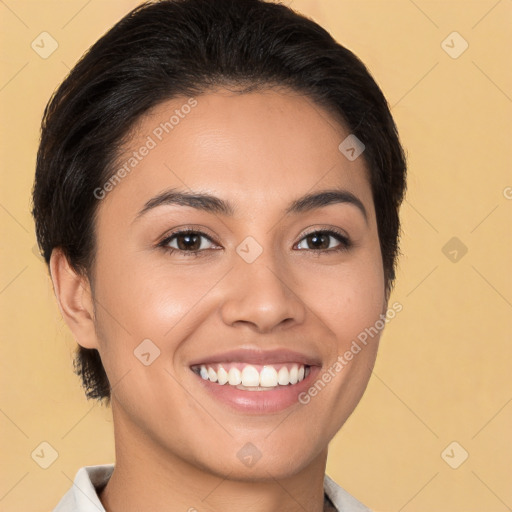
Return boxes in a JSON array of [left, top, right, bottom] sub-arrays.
[[49, 247, 100, 350]]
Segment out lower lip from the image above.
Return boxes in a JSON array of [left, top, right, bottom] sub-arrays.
[[191, 366, 321, 414]]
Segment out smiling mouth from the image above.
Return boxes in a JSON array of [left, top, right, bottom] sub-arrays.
[[190, 362, 311, 391]]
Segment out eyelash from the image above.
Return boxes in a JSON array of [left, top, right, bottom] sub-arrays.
[[157, 227, 352, 258]]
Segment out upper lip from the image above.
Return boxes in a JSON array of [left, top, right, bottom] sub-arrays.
[[189, 347, 322, 367]]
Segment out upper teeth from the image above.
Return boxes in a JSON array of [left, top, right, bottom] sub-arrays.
[[196, 363, 308, 387]]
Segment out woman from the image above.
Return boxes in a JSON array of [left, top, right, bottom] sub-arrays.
[[32, 0, 407, 510]]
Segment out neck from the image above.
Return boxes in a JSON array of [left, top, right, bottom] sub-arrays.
[[99, 401, 329, 512]]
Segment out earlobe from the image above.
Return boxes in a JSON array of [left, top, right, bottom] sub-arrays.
[[49, 248, 100, 350]]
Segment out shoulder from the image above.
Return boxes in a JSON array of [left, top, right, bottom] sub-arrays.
[[323, 474, 373, 512], [53, 463, 114, 512]]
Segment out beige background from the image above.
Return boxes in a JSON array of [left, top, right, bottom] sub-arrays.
[[1, 1, 511, 511]]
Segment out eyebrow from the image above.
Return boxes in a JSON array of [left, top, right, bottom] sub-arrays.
[[134, 187, 368, 223]]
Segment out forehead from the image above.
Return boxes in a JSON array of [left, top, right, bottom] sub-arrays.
[[97, 88, 373, 222]]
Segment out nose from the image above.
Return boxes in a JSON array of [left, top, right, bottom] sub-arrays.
[[219, 249, 307, 333]]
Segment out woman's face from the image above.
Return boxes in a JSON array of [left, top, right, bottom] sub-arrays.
[[88, 88, 386, 479]]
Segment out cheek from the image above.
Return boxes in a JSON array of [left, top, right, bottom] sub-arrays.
[[89, 255, 212, 420], [90, 250, 232, 389], [294, 258, 384, 442], [304, 250, 386, 350], [94, 250, 213, 338]]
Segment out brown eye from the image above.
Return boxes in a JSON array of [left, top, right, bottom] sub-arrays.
[[296, 229, 351, 252], [159, 230, 218, 256], [174, 232, 203, 251]]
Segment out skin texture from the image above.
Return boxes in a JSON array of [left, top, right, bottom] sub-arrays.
[[50, 88, 387, 512]]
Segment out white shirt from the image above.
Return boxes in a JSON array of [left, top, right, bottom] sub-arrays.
[[53, 464, 372, 512]]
